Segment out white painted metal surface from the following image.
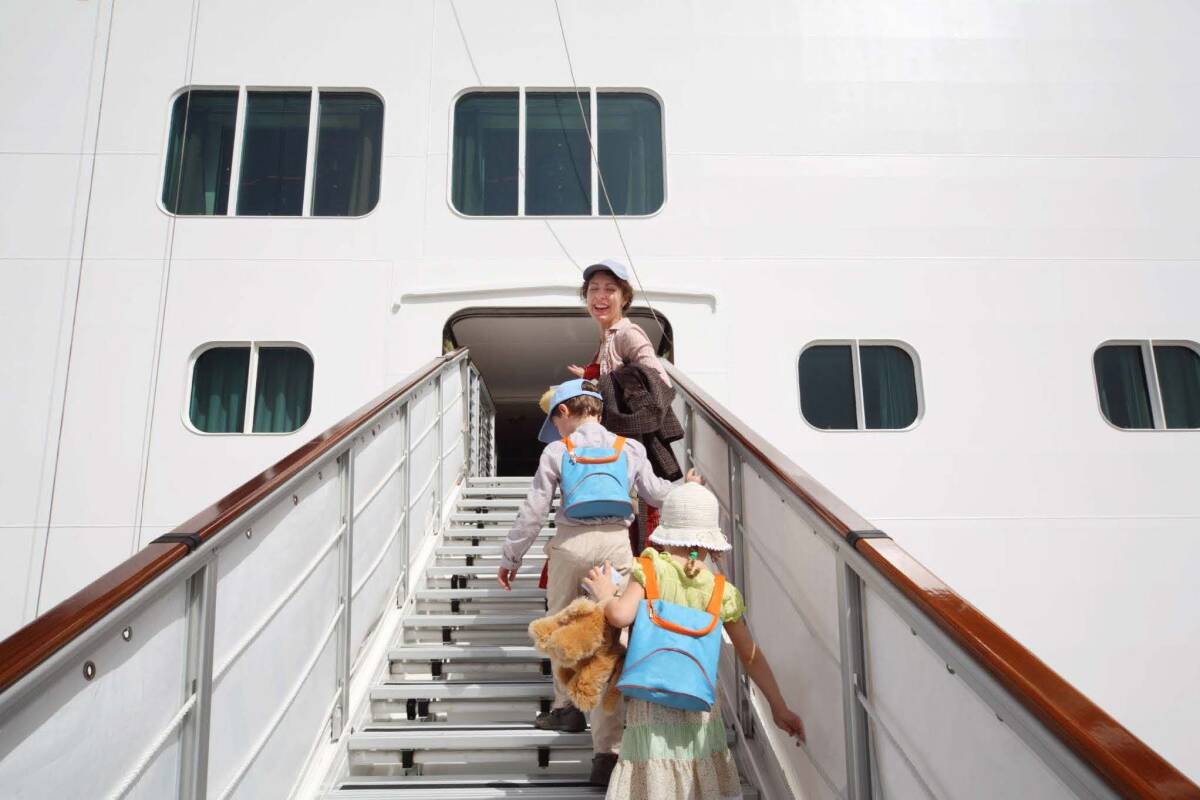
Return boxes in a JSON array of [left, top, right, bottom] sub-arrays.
[[2, 0, 1199, 788]]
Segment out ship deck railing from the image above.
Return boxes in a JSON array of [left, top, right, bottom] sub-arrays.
[[0, 349, 1194, 799]]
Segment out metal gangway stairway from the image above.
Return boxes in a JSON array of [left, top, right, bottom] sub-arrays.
[[0, 350, 1195, 799]]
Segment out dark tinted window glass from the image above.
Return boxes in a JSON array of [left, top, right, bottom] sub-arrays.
[[598, 93, 663, 215], [861, 346, 918, 429], [312, 93, 382, 216], [1094, 346, 1153, 429], [525, 92, 590, 215], [253, 347, 313, 433], [190, 347, 250, 432], [1154, 345, 1200, 429], [237, 91, 311, 215], [162, 90, 237, 214], [452, 93, 518, 215], [799, 345, 857, 429]]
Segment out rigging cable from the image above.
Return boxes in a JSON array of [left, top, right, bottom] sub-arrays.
[[448, 0, 582, 272], [551, 0, 675, 349]]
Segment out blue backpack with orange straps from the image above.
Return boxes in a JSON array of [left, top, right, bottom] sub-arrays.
[[559, 435, 634, 519]]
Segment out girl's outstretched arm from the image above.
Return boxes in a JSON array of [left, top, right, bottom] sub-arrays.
[[583, 561, 644, 627], [726, 619, 806, 740]]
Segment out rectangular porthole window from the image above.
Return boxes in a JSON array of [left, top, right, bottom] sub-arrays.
[[1094, 341, 1200, 430], [451, 88, 664, 217], [799, 342, 922, 431], [188, 344, 313, 434], [162, 88, 383, 217], [162, 90, 238, 214]]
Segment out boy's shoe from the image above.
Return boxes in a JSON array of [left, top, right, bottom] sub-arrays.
[[533, 704, 586, 733], [589, 753, 619, 786]]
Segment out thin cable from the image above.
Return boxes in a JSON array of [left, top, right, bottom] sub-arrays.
[[131, 0, 204, 550], [37, 0, 120, 614], [551, 0, 674, 348], [447, 0, 581, 271]]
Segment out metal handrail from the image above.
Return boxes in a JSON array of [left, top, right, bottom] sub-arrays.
[[0, 349, 467, 698], [663, 360, 1198, 800]]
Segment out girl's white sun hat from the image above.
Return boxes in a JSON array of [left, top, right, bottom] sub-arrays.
[[648, 482, 732, 552]]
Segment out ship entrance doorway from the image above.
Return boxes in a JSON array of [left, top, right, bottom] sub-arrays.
[[444, 307, 673, 475]]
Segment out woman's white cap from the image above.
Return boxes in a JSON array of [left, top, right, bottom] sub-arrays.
[[649, 482, 732, 552], [582, 258, 630, 282]]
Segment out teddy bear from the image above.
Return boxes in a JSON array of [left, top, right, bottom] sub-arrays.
[[528, 596, 625, 712]]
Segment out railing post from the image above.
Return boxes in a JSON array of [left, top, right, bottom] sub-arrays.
[[435, 370, 445, 526], [178, 558, 216, 800], [333, 446, 355, 738], [460, 359, 472, 481], [399, 401, 411, 607], [837, 558, 874, 800], [682, 401, 694, 474], [726, 447, 755, 740]]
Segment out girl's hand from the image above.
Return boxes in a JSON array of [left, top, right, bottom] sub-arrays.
[[772, 706, 806, 742], [685, 469, 704, 485], [567, 364, 586, 378], [583, 561, 618, 601]]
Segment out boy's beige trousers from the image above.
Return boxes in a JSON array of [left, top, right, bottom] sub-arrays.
[[542, 522, 633, 755]]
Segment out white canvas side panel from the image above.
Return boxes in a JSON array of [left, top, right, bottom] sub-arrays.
[[0, 582, 189, 800], [689, 415, 730, 510], [862, 584, 1075, 799], [350, 422, 406, 652], [740, 466, 847, 795]]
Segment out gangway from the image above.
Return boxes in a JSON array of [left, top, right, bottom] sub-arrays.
[[0, 350, 1195, 799]]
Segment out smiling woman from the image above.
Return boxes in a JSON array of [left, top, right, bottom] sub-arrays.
[[570, 259, 670, 388]]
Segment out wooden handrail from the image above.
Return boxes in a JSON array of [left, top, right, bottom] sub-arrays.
[[0, 349, 467, 694], [662, 361, 1199, 800]]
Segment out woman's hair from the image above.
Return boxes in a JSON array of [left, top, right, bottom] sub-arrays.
[[580, 269, 634, 312], [554, 383, 603, 419]]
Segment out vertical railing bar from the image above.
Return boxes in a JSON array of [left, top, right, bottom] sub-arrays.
[[178, 558, 217, 800], [460, 359, 471, 483], [436, 370, 445, 528], [837, 555, 874, 800], [727, 445, 755, 740], [400, 400, 412, 605], [333, 445, 354, 739]]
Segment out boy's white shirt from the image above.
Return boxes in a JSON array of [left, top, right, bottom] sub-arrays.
[[500, 421, 675, 571]]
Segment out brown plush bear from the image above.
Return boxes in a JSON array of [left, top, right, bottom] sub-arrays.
[[528, 597, 625, 712]]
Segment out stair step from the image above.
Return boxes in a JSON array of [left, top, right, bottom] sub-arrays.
[[444, 527, 553, 540], [415, 588, 545, 601], [467, 477, 532, 487], [449, 513, 528, 525], [425, 566, 542, 580], [373, 681, 553, 702], [461, 487, 546, 498], [405, 613, 539, 629], [390, 645, 545, 663], [457, 499, 555, 510], [437, 545, 513, 557], [350, 726, 593, 751], [327, 775, 602, 798]]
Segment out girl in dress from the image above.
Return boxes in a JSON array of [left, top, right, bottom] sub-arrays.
[[584, 482, 805, 798]]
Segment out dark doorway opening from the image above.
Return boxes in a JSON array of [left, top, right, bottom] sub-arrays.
[[445, 307, 673, 475]]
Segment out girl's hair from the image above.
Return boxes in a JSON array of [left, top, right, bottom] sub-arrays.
[[580, 269, 634, 312], [662, 545, 715, 579]]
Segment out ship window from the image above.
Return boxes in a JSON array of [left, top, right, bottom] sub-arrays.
[[452, 92, 519, 215], [237, 91, 312, 216], [162, 90, 238, 215], [189, 344, 313, 434], [451, 89, 664, 217], [163, 88, 383, 217], [312, 92, 384, 216], [1094, 341, 1200, 430], [799, 342, 921, 431]]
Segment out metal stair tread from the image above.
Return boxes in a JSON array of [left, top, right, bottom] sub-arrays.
[[389, 645, 543, 662], [415, 588, 545, 600], [444, 527, 552, 538], [404, 613, 539, 627], [347, 727, 593, 750], [426, 566, 542, 578], [373, 681, 552, 700]]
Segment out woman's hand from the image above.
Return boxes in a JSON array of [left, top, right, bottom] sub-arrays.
[[567, 364, 586, 378], [772, 705, 806, 742], [685, 469, 704, 484], [583, 561, 618, 602]]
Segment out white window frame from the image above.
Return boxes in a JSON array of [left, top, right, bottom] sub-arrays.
[[160, 86, 384, 219], [797, 339, 924, 432], [448, 86, 667, 219], [183, 341, 314, 436], [1092, 339, 1200, 432]]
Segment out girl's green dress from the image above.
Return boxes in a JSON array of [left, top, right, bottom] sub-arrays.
[[606, 548, 747, 800]]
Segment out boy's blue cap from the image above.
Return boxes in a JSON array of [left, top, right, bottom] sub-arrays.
[[538, 379, 603, 443], [582, 258, 630, 282]]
